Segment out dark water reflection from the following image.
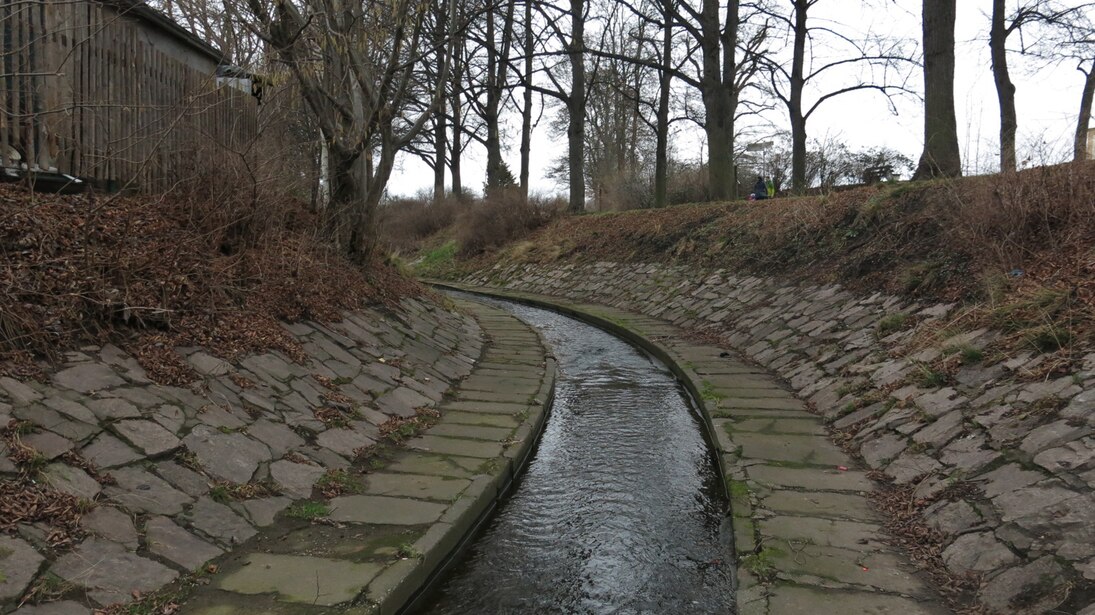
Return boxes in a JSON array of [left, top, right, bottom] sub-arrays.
[[419, 295, 735, 614]]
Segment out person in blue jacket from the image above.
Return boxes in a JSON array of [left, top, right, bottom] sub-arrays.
[[752, 176, 768, 200]]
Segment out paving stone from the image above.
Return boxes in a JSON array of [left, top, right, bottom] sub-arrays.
[[183, 426, 271, 484], [314, 428, 375, 458], [979, 556, 1066, 614], [884, 452, 942, 484], [81, 433, 141, 469], [766, 584, 939, 614], [760, 490, 875, 521], [977, 463, 1045, 498], [20, 431, 73, 460], [859, 433, 908, 469], [187, 497, 257, 546], [85, 397, 140, 420], [52, 364, 125, 394], [11, 600, 90, 614], [939, 435, 1001, 474], [151, 405, 186, 435], [922, 499, 982, 535], [1019, 419, 1090, 456], [911, 410, 964, 448], [145, 516, 224, 571], [13, 406, 97, 442], [154, 461, 210, 497], [364, 473, 470, 501], [105, 467, 192, 515], [1033, 438, 1095, 473], [760, 516, 883, 550], [384, 453, 480, 479], [51, 539, 177, 606], [187, 352, 231, 377], [375, 386, 433, 418], [406, 435, 503, 459], [993, 481, 1077, 522], [244, 420, 304, 457], [236, 497, 292, 526], [939, 532, 1018, 575], [327, 495, 447, 525], [216, 553, 381, 606], [41, 463, 101, 500], [195, 406, 247, 430], [733, 432, 851, 467], [0, 377, 42, 405], [0, 535, 45, 601], [770, 545, 930, 596], [269, 459, 325, 499], [80, 506, 138, 549], [113, 419, 181, 456], [41, 397, 97, 425], [749, 464, 874, 493]]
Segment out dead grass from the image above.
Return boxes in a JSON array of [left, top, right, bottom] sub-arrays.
[[0, 183, 421, 382], [471, 162, 1095, 350]]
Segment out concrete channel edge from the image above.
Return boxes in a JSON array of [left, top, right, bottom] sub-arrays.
[[367, 305, 557, 615], [430, 281, 950, 615]]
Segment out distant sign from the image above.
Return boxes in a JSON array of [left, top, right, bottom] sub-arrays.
[[746, 141, 773, 152]]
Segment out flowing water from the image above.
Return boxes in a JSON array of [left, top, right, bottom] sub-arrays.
[[419, 295, 735, 614]]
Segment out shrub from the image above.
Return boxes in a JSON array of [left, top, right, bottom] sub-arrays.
[[378, 192, 463, 253], [453, 190, 563, 257]]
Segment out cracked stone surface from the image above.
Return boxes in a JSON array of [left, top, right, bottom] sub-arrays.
[[0, 296, 484, 612], [460, 263, 1095, 613]]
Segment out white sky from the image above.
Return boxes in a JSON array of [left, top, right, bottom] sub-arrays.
[[387, 0, 1092, 198]]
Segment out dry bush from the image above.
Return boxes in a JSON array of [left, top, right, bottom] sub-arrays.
[[378, 193, 463, 253], [454, 190, 563, 257]]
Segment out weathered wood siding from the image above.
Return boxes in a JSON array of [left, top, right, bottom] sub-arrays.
[[0, 0, 257, 191]]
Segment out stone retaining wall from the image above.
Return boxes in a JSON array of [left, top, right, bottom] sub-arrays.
[[0, 297, 483, 613], [464, 262, 1095, 614]]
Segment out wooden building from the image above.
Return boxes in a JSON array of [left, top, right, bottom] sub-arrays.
[[0, 0, 258, 191]]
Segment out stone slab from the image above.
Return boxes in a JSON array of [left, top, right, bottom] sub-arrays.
[[146, 516, 224, 571], [81, 433, 142, 469], [0, 535, 45, 601], [406, 435, 504, 459], [734, 432, 850, 467], [364, 473, 470, 501], [327, 495, 447, 525], [51, 539, 177, 606], [766, 585, 943, 614], [216, 554, 381, 606]]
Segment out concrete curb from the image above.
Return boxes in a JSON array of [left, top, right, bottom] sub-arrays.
[[366, 302, 557, 615]]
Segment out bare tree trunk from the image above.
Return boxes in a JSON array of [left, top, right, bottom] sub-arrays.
[[914, 0, 962, 179], [698, 0, 736, 200], [520, 0, 533, 199], [654, 0, 672, 207], [485, 0, 518, 190], [434, 114, 446, 200], [566, 0, 586, 212], [450, 58, 464, 197], [1075, 61, 1095, 161], [990, 0, 1017, 172], [789, 0, 807, 193]]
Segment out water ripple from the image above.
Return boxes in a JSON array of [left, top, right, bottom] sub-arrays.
[[420, 297, 735, 614]]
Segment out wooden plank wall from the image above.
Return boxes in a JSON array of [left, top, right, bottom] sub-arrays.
[[0, 0, 257, 191]]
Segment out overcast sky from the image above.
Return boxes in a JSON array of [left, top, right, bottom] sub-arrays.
[[386, 0, 1092, 198]]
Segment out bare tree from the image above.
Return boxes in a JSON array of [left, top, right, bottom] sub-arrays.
[[989, 1, 1093, 171], [239, 0, 459, 259], [759, 0, 915, 193], [914, 0, 961, 179]]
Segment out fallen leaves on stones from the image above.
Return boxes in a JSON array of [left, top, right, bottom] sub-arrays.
[[0, 479, 85, 547]]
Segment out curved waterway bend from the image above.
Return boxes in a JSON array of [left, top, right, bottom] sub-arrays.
[[420, 294, 735, 614]]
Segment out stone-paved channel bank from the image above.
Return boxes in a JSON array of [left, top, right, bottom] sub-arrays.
[[437, 282, 948, 615], [0, 297, 554, 615], [461, 262, 1095, 615]]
